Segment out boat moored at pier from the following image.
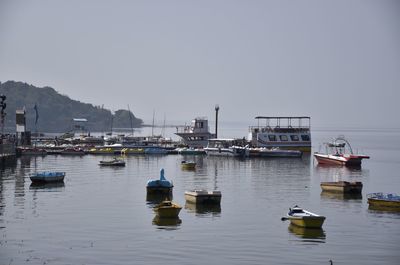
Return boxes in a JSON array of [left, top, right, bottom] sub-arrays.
[[204, 138, 249, 157], [248, 116, 311, 152], [175, 117, 216, 148]]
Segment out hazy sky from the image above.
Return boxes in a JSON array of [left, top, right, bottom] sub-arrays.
[[1, 0, 399, 128]]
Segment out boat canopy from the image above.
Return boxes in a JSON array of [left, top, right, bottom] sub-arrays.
[[252, 116, 311, 129]]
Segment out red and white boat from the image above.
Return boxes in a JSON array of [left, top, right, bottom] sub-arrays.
[[314, 136, 369, 167]]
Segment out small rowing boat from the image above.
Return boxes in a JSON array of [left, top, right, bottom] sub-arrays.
[[181, 160, 196, 170], [30, 171, 66, 183], [367, 193, 400, 210], [153, 200, 182, 218], [99, 157, 126, 166], [282, 205, 326, 228]]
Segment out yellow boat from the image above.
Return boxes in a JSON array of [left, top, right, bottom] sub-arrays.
[[153, 201, 182, 218], [181, 160, 196, 170], [282, 205, 326, 229], [320, 181, 362, 194], [367, 193, 400, 210]]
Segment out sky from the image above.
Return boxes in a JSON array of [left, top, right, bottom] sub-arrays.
[[0, 0, 399, 128]]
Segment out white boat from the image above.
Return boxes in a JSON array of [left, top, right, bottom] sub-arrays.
[[248, 116, 311, 152], [185, 190, 221, 204], [175, 117, 216, 148], [99, 157, 126, 166], [204, 139, 249, 157], [282, 205, 326, 228], [314, 136, 369, 167], [248, 147, 302, 158]]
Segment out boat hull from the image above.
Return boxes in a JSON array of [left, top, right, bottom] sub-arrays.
[[30, 172, 65, 183], [288, 216, 325, 229], [154, 201, 182, 218], [320, 181, 362, 194], [314, 153, 368, 167], [367, 193, 400, 210], [184, 190, 222, 204], [368, 199, 400, 209]]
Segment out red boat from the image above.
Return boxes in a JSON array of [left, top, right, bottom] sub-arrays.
[[314, 136, 369, 167]]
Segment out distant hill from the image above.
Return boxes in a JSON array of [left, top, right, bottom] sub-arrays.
[[0, 81, 143, 133]]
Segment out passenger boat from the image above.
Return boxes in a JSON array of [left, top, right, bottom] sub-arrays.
[[320, 181, 363, 194], [367, 193, 400, 210], [184, 190, 222, 204], [282, 205, 326, 228], [248, 147, 302, 158], [30, 171, 66, 183], [314, 136, 369, 167], [153, 200, 182, 218], [146, 168, 173, 193], [204, 139, 249, 157], [248, 116, 311, 152], [99, 157, 125, 166], [175, 117, 216, 148], [181, 160, 196, 170]]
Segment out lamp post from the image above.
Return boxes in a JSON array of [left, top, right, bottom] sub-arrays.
[[215, 104, 219, 138]]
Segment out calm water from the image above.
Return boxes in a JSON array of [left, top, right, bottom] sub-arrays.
[[1, 127, 400, 265]]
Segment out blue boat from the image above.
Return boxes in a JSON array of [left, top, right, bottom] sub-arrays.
[[146, 168, 173, 193], [30, 171, 66, 183]]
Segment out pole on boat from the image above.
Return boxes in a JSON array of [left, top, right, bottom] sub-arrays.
[[215, 104, 219, 138]]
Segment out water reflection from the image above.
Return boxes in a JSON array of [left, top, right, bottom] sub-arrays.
[[146, 192, 172, 207], [320, 191, 363, 201], [29, 182, 65, 191], [152, 216, 182, 229], [184, 202, 221, 216], [314, 163, 368, 182], [288, 224, 326, 243]]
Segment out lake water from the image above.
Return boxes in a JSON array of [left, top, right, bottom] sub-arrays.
[[1, 126, 400, 265]]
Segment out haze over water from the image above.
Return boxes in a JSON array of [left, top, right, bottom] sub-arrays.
[[1, 125, 399, 265]]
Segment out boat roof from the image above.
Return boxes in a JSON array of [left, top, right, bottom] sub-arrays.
[[255, 116, 310, 120]]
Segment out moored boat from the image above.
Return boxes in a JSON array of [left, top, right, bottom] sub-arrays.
[[18, 147, 47, 156], [314, 136, 369, 167], [60, 147, 85, 155], [248, 116, 311, 152], [181, 160, 196, 170], [320, 181, 363, 194], [176, 147, 207, 155], [248, 147, 302, 158], [175, 117, 216, 148], [282, 205, 326, 229], [184, 190, 221, 204], [367, 193, 400, 210], [153, 200, 182, 218], [30, 171, 66, 183], [146, 168, 174, 194], [99, 157, 126, 166], [205, 139, 249, 157]]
